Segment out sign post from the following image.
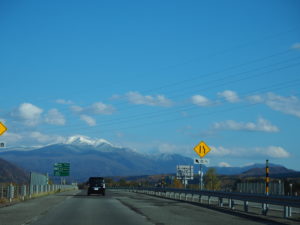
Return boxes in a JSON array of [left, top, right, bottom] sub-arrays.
[[193, 141, 211, 190]]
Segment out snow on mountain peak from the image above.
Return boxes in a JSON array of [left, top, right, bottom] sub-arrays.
[[64, 135, 112, 147]]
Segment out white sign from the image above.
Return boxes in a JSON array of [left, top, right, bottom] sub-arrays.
[[194, 158, 210, 165], [176, 165, 193, 180]]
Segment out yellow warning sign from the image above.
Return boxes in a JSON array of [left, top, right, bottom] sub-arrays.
[[0, 122, 7, 136], [193, 141, 211, 158]]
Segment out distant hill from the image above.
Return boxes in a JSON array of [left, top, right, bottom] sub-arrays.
[[212, 163, 295, 175], [0, 158, 29, 184], [240, 166, 300, 178]]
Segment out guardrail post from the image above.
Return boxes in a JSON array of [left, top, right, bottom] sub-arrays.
[[21, 185, 26, 200], [29, 185, 33, 198], [289, 207, 292, 217], [7, 184, 14, 202], [0, 185, 3, 198], [244, 201, 249, 212], [229, 199, 234, 210], [284, 206, 289, 218], [262, 203, 268, 216], [218, 197, 223, 207], [199, 194, 202, 203]]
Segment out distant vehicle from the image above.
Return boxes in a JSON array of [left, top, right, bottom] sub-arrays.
[[87, 177, 105, 196]]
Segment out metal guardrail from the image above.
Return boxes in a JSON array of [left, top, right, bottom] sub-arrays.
[[110, 187, 300, 219], [0, 183, 78, 203]]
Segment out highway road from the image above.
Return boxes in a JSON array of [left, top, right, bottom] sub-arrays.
[[0, 189, 299, 225]]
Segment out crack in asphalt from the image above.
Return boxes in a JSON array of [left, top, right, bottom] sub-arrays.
[[116, 197, 165, 225], [20, 194, 74, 225]]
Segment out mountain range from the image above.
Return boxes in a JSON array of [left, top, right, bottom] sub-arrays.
[[0, 135, 192, 182], [0, 135, 298, 182]]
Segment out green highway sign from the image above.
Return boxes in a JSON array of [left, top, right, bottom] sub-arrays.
[[54, 168, 70, 171], [54, 163, 70, 167], [53, 162, 70, 176], [54, 171, 69, 176], [54, 167, 70, 170]]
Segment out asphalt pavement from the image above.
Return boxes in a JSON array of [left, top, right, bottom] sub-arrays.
[[0, 189, 299, 225]]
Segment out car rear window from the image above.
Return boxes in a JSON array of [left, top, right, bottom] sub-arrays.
[[89, 178, 104, 185]]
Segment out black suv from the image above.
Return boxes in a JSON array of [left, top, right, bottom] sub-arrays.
[[87, 177, 105, 196]]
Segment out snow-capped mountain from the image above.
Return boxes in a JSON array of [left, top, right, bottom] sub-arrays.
[[64, 135, 113, 147], [0, 137, 192, 181]]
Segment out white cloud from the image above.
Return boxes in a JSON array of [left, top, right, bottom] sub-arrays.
[[218, 162, 231, 167], [123, 140, 192, 155], [247, 95, 264, 103], [213, 117, 279, 132], [247, 93, 300, 118], [0, 132, 23, 144], [265, 93, 300, 118], [191, 95, 211, 106], [210, 146, 233, 157], [218, 90, 240, 103], [70, 105, 83, 113], [56, 99, 73, 105], [45, 109, 66, 125], [88, 102, 115, 115], [29, 131, 65, 144], [256, 146, 290, 158], [125, 91, 173, 107], [210, 145, 290, 159], [80, 115, 96, 126], [291, 43, 300, 50], [11, 103, 43, 126], [0, 131, 65, 146], [71, 102, 115, 115]]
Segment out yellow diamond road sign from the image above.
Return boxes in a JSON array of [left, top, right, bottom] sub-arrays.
[[194, 141, 211, 158], [0, 122, 7, 136]]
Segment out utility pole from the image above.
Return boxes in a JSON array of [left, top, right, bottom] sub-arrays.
[[262, 159, 269, 215], [199, 164, 203, 190], [265, 159, 269, 195]]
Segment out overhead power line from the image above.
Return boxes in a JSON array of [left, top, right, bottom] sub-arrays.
[[33, 75, 300, 134]]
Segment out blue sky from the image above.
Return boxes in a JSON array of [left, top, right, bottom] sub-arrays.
[[1, 0, 300, 169]]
